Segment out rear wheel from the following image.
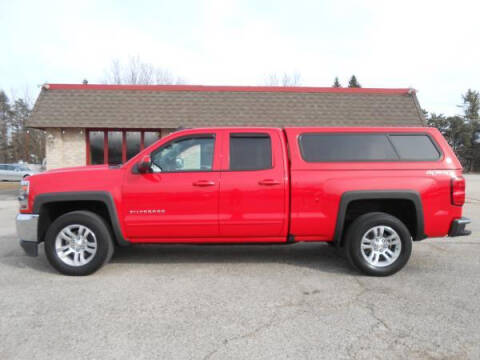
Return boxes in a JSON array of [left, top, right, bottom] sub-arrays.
[[345, 212, 412, 276], [44, 211, 114, 276]]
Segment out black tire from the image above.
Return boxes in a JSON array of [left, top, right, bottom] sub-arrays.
[[44, 211, 114, 276], [344, 212, 412, 276]]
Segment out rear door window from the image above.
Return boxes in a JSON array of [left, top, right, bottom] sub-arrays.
[[230, 133, 272, 170]]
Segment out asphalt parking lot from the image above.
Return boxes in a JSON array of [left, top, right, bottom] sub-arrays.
[[1, 177, 479, 360]]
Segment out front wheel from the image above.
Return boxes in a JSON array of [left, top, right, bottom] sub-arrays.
[[345, 212, 412, 276], [44, 211, 114, 276]]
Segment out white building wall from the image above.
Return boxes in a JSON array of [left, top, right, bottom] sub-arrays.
[[45, 128, 86, 170], [45, 128, 176, 170]]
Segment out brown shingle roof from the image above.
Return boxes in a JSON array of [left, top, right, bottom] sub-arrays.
[[28, 84, 425, 129]]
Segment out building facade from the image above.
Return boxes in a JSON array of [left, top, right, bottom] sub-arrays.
[[28, 84, 426, 170]]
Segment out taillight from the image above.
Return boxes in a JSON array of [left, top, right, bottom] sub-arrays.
[[451, 176, 465, 206]]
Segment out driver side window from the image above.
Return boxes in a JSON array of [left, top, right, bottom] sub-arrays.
[[150, 135, 215, 172]]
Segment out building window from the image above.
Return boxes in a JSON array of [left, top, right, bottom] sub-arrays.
[[108, 131, 123, 165], [88, 131, 105, 165], [87, 129, 165, 165], [144, 131, 161, 148], [126, 132, 141, 160]]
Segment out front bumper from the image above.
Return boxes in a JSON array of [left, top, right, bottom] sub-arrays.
[[448, 217, 471, 237], [16, 214, 39, 256]]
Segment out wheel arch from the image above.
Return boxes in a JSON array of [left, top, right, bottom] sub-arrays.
[[33, 192, 129, 247], [334, 190, 426, 246]]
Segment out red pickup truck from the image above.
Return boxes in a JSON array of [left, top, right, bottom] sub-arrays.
[[16, 127, 470, 276]]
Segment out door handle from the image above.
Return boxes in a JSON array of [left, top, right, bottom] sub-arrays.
[[258, 179, 281, 186], [193, 180, 216, 187]]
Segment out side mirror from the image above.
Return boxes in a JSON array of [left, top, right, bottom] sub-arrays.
[[137, 155, 152, 173]]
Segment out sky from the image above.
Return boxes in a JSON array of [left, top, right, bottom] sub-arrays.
[[1, 0, 479, 116]]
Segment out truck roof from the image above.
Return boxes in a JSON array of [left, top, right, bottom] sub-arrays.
[[174, 126, 437, 132]]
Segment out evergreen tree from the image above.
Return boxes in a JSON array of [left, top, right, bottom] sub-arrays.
[[427, 113, 470, 157], [0, 91, 12, 163], [462, 89, 480, 121], [0, 91, 45, 164], [332, 77, 341, 88], [10, 98, 45, 164], [461, 89, 480, 171], [427, 89, 480, 171], [348, 75, 361, 88], [11, 99, 31, 162]]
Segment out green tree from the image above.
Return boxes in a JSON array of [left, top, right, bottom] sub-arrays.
[[461, 89, 480, 171], [427, 89, 480, 171], [348, 75, 361, 88], [332, 77, 341, 88], [0, 91, 45, 164], [9, 98, 45, 164], [462, 89, 480, 121], [0, 91, 12, 162], [428, 113, 470, 159]]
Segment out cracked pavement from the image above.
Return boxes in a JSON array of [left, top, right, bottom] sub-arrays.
[[1, 175, 480, 359]]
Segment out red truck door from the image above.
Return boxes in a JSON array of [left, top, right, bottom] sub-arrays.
[[218, 129, 289, 240], [122, 132, 220, 241]]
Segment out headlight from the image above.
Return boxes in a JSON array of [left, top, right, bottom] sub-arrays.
[[18, 179, 29, 210]]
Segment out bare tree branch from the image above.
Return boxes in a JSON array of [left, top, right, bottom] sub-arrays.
[[102, 55, 184, 85], [264, 72, 301, 86]]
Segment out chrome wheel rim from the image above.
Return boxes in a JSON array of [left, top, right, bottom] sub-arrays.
[[360, 225, 401, 267], [55, 224, 97, 267]]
